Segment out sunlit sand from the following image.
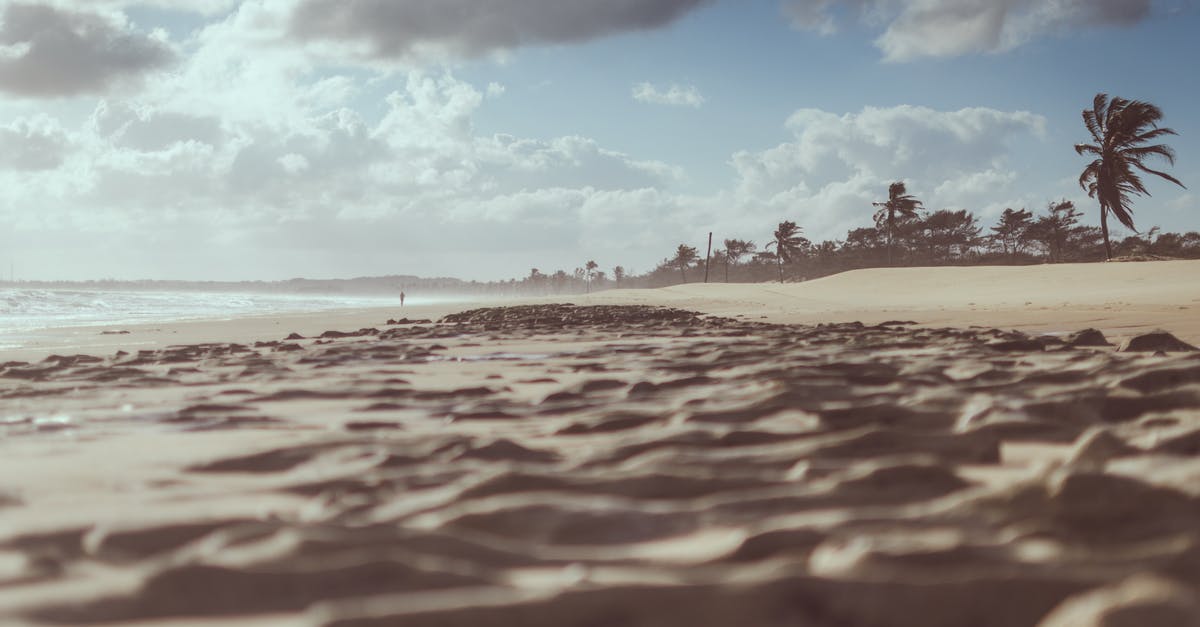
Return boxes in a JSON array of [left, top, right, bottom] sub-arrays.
[[2, 262, 1200, 626]]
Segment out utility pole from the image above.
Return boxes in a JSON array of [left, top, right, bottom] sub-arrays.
[[703, 232, 713, 284]]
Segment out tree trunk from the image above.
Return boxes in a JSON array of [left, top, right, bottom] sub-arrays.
[[777, 258, 784, 284], [887, 212, 895, 266], [1100, 204, 1113, 260], [724, 259, 729, 282], [703, 232, 712, 284]]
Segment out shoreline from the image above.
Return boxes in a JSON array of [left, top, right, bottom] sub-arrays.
[[5, 260, 1199, 362]]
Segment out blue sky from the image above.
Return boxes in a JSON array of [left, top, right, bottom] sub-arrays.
[[0, 0, 1197, 281]]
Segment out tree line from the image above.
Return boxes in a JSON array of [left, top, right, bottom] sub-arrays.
[[506, 93, 1189, 294], [509, 200, 1197, 294]]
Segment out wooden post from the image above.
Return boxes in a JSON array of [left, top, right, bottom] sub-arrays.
[[703, 232, 713, 284]]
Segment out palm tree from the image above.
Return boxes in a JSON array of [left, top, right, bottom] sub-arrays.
[[672, 244, 699, 283], [765, 221, 807, 283], [872, 181, 923, 266], [722, 238, 755, 282], [1076, 94, 1186, 260], [584, 260, 598, 292]]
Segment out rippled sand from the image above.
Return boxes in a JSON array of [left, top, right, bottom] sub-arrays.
[[3, 304, 1200, 626]]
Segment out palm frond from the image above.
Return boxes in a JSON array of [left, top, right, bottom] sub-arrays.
[[1124, 171, 1149, 196], [1133, 163, 1187, 189], [1125, 144, 1178, 166], [1079, 162, 1100, 193], [1130, 127, 1178, 144], [1104, 96, 1130, 134], [1108, 199, 1137, 231]]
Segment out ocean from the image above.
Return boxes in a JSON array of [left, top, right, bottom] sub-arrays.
[[0, 288, 400, 338]]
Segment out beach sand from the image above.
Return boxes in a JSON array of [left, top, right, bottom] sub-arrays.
[[3, 261, 1200, 626]]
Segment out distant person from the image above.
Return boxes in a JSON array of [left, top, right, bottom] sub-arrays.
[[400, 291, 405, 307]]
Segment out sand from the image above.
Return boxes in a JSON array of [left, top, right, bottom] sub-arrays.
[[2, 261, 1200, 626]]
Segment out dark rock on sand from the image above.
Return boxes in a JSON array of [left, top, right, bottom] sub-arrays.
[[386, 318, 433, 325], [317, 328, 380, 339], [1118, 331, 1199, 353], [987, 338, 1048, 352], [1066, 328, 1112, 347], [440, 304, 737, 329]]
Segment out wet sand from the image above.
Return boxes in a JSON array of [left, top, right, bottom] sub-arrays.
[[3, 262, 1200, 626]]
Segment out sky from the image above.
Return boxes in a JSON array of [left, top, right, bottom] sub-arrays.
[[0, 0, 1197, 282]]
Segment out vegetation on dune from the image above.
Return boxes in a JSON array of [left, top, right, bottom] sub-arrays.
[[671, 244, 699, 283], [518, 202, 1199, 296], [721, 239, 755, 283]]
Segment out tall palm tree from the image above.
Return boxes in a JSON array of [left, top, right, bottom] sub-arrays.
[[872, 181, 923, 266], [765, 221, 807, 283], [1076, 94, 1186, 260], [722, 238, 755, 282]]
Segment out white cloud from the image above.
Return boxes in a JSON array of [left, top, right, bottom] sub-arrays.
[[782, 0, 1153, 60], [0, 39, 692, 280], [0, 2, 174, 97], [277, 152, 308, 174], [632, 82, 705, 108], [728, 104, 1047, 240], [0, 114, 70, 170]]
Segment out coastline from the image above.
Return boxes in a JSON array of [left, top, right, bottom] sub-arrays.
[[6, 260, 1198, 362], [4, 262, 1200, 625]]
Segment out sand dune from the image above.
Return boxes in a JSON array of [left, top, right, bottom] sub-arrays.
[[3, 262, 1200, 626], [577, 260, 1200, 343]]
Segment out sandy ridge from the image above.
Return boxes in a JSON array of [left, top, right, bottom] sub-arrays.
[[3, 302, 1200, 625]]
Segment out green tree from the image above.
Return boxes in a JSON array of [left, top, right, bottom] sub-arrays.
[[765, 221, 808, 283], [842, 226, 887, 268], [612, 265, 626, 287], [672, 244, 699, 283], [990, 208, 1034, 260], [1028, 200, 1083, 263], [872, 181, 924, 266], [922, 209, 981, 264], [1076, 94, 1186, 260], [722, 238, 756, 282]]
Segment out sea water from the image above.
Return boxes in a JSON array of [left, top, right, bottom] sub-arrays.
[[0, 288, 399, 336]]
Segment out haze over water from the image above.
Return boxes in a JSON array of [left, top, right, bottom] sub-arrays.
[[0, 287, 402, 336]]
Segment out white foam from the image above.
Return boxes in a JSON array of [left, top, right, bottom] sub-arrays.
[[0, 288, 395, 335]]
